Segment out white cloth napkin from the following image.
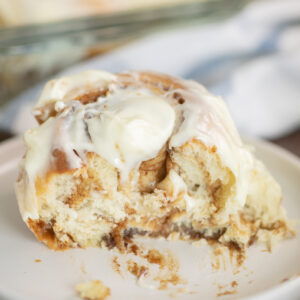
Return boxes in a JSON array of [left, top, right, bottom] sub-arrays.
[[1, 0, 299, 138]]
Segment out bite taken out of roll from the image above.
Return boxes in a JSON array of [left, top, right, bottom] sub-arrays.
[[15, 70, 293, 252]]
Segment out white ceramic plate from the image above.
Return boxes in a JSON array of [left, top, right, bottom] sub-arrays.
[[0, 137, 299, 300]]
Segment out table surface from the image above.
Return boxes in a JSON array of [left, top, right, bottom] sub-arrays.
[[270, 129, 300, 157], [0, 128, 299, 157]]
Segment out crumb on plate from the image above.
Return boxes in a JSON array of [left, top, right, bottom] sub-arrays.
[[76, 280, 110, 300]]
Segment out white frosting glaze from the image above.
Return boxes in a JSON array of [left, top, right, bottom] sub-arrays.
[[17, 70, 255, 221], [16, 118, 56, 220], [35, 70, 116, 108], [30, 87, 175, 177], [165, 80, 254, 210], [87, 90, 175, 180]]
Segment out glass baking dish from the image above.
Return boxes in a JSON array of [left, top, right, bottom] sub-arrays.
[[0, 0, 252, 105]]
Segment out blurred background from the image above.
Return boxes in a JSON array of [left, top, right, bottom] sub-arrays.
[[0, 0, 299, 155]]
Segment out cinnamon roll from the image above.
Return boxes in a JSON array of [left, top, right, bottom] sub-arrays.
[[15, 70, 292, 251]]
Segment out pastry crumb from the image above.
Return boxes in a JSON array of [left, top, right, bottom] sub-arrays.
[[127, 260, 148, 279], [217, 290, 237, 297], [112, 256, 122, 276], [76, 280, 110, 300], [231, 280, 238, 288]]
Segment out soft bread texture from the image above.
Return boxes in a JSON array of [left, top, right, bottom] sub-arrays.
[[16, 71, 292, 252]]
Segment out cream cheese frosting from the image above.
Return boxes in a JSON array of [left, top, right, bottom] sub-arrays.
[[36, 70, 117, 107], [17, 70, 256, 221], [87, 91, 175, 180], [32, 87, 175, 179], [165, 80, 254, 212]]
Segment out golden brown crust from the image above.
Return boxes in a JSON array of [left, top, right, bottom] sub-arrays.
[[74, 88, 108, 105], [27, 218, 69, 250]]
